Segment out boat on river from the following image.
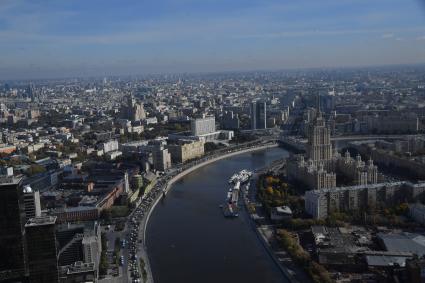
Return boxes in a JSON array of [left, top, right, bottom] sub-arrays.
[[228, 169, 252, 184], [222, 170, 252, 217], [222, 203, 239, 217]]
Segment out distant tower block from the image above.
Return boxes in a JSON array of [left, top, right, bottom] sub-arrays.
[[250, 100, 267, 130]]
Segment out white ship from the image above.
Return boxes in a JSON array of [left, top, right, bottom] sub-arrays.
[[228, 169, 252, 184], [222, 180, 241, 217], [223, 170, 252, 218], [228, 174, 239, 184]]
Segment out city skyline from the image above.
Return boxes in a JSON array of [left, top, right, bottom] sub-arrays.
[[2, 58, 425, 282], [0, 0, 425, 79]]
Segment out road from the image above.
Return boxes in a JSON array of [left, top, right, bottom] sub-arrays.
[[330, 134, 421, 141]]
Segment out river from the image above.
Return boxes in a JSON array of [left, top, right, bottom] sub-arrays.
[[146, 147, 290, 283]]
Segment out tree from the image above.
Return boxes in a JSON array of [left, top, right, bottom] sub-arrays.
[[101, 209, 112, 223], [28, 164, 46, 176], [266, 186, 274, 195], [266, 176, 274, 185], [395, 202, 409, 215], [99, 233, 109, 276]]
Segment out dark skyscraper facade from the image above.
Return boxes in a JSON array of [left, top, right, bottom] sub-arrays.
[[25, 216, 59, 283], [250, 100, 267, 130], [0, 178, 28, 282]]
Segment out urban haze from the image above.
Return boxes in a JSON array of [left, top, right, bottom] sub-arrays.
[[1, 1, 425, 283]]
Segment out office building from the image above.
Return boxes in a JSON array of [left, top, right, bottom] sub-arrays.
[[59, 261, 97, 283], [100, 140, 119, 154], [152, 146, 172, 172], [250, 100, 267, 130], [56, 221, 101, 276], [0, 166, 13, 176], [191, 115, 216, 136], [366, 113, 419, 134], [221, 110, 240, 130], [25, 216, 59, 283], [0, 177, 28, 282], [168, 140, 205, 163], [23, 185, 41, 221]]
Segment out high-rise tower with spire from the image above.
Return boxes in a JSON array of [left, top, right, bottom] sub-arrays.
[[306, 111, 333, 166], [287, 106, 379, 191]]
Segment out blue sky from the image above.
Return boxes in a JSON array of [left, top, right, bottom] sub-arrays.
[[0, 0, 425, 79]]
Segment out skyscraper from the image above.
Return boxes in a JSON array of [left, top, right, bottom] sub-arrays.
[[306, 112, 333, 165], [287, 108, 377, 191], [25, 216, 59, 283], [0, 177, 28, 282], [221, 111, 240, 130], [250, 100, 267, 130], [23, 185, 41, 221], [123, 94, 146, 121], [26, 84, 36, 101]]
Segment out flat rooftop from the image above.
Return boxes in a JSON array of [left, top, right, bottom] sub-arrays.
[[379, 232, 425, 257], [0, 176, 22, 185], [25, 216, 57, 227]]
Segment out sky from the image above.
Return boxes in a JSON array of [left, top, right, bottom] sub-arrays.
[[0, 0, 425, 79]]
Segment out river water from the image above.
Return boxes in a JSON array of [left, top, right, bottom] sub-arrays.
[[146, 147, 290, 283]]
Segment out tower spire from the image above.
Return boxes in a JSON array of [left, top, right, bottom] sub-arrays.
[[316, 94, 321, 113]]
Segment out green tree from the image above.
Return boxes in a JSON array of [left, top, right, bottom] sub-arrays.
[[28, 164, 46, 176]]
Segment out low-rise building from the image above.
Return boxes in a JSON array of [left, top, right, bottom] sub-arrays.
[[409, 203, 425, 225], [100, 140, 118, 154], [270, 206, 293, 221], [59, 262, 97, 283], [53, 206, 100, 223]]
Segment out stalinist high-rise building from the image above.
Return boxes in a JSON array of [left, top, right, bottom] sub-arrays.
[[122, 94, 146, 122], [287, 111, 336, 190], [287, 108, 378, 190], [306, 112, 333, 166]]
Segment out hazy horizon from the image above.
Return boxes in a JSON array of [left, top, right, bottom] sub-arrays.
[[1, 0, 425, 80]]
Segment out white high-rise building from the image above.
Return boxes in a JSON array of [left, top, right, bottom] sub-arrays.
[[191, 116, 216, 136], [124, 171, 130, 193]]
